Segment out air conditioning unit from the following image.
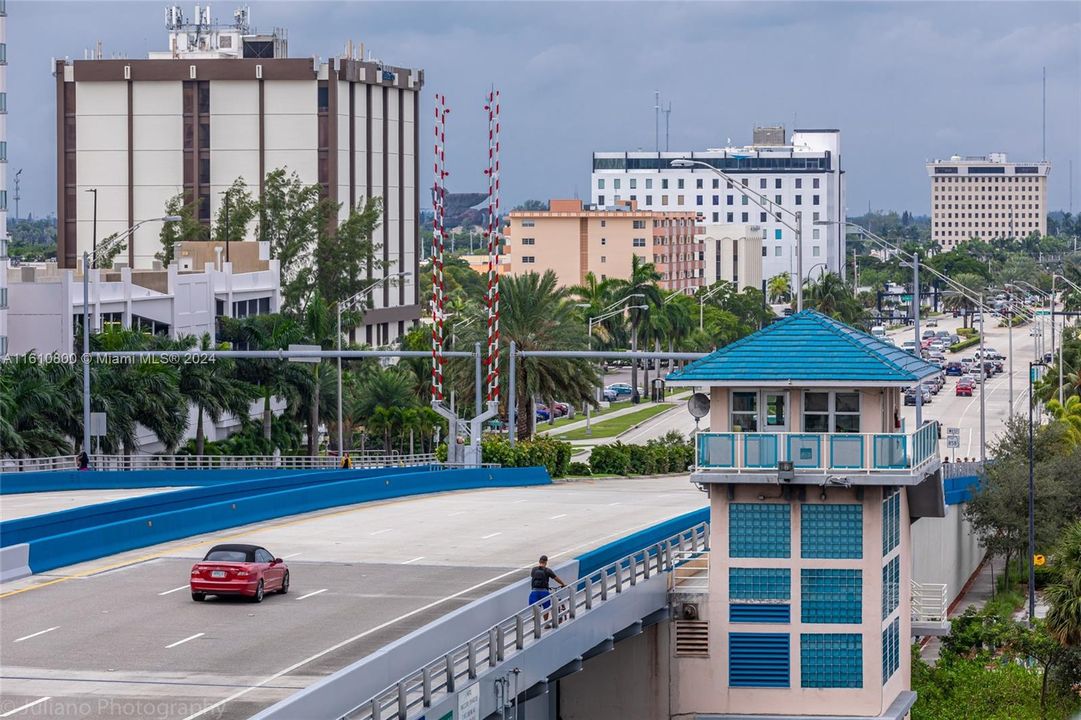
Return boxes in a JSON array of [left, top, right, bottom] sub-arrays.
[[778, 460, 795, 481]]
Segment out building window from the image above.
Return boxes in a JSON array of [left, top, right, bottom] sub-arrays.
[[677, 178, 685, 189], [1, 92, 9, 113], [775, 246, 782, 256], [731, 391, 758, 431], [522, 256, 535, 263], [726, 194, 734, 205], [727, 212, 734, 223], [613, 179, 621, 190], [0, 141, 5, 161], [662, 179, 669, 189], [0, 43, 6, 64], [741, 195, 748, 205], [813, 228, 821, 240], [645, 178, 653, 189], [882, 618, 901, 683], [760, 212, 767, 222], [813, 194, 821, 206], [774, 229, 782, 240], [629, 178, 637, 189], [795, 195, 803, 206], [795, 178, 803, 189], [696, 178, 703, 189], [803, 390, 859, 433], [633, 220, 646, 229], [597, 195, 605, 205], [775, 178, 782, 189], [730, 633, 790, 688], [713, 212, 719, 222], [813, 211, 820, 222], [801, 504, 863, 559], [597, 179, 605, 190], [712, 178, 720, 189], [801, 634, 863, 688], [882, 556, 900, 619], [741, 212, 748, 222], [633, 238, 646, 247], [600, 256, 606, 263], [801, 569, 862, 623], [677, 195, 685, 204], [645, 195, 653, 205], [883, 488, 901, 555], [730, 568, 791, 601], [521, 220, 535, 227], [812, 246, 820, 257], [729, 504, 790, 558], [761, 246, 767, 257], [521, 238, 535, 245]]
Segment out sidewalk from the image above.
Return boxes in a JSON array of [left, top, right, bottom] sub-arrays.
[[920, 556, 996, 664]]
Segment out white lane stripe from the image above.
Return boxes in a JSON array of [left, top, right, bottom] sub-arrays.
[[282, 553, 302, 559], [165, 632, 204, 649], [179, 510, 705, 720], [608, 502, 621, 506], [369, 529, 393, 536], [481, 532, 502, 540], [295, 589, 327, 601], [550, 514, 567, 519], [402, 556, 425, 565], [447, 511, 467, 517], [158, 585, 189, 596], [510, 499, 528, 504], [14, 627, 59, 643], [1, 697, 51, 717]]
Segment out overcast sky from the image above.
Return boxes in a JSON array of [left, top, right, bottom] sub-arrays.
[[7, 0, 1080, 219]]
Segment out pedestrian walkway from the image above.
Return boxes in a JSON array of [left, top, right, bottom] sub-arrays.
[[920, 555, 995, 664]]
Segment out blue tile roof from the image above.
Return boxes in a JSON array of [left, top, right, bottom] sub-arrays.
[[667, 310, 941, 385]]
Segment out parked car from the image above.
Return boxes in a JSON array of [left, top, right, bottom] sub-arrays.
[[552, 402, 570, 417], [945, 361, 964, 376], [603, 383, 637, 402], [190, 544, 289, 602], [535, 404, 551, 421]]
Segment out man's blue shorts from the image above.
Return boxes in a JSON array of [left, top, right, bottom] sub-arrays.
[[528, 589, 551, 609]]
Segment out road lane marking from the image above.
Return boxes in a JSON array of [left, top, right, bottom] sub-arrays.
[[14, 627, 59, 643], [608, 502, 621, 506], [0, 697, 51, 717], [402, 557, 425, 564], [282, 553, 302, 559], [447, 511, 467, 516], [481, 532, 502, 539], [550, 514, 567, 519], [180, 510, 704, 720], [165, 632, 204, 649], [369, 529, 393, 536], [510, 499, 528, 504], [295, 589, 327, 601], [158, 585, 189, 596]]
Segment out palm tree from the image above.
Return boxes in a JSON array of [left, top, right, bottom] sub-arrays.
[[0, 357, 74, 458], [300, 293, 338, 455], [500, 271, 600, 439], [940, 272, 987, 328], [767, 273, 791, 304], [1045, 396, 1081, 446], [611, 255, 663, 401], [804, 272, 866, 326], [176, 334, 258, 455], [570, 272, 618, 346]]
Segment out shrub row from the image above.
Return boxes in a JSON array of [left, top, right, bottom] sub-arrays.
[[588, 435, 695, 477], [480, 435, 572, 478], [949, 335, 981, 353]]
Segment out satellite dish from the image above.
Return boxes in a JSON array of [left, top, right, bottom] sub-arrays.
[[687, 392, 710, 419]]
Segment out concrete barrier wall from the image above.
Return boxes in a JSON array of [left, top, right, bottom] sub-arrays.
[[911, 502, 985, 606], [1, 466, 431, 547], [0, 467, 397, 494], [25, 467, 551, 573], [0, 544, 31, 582]]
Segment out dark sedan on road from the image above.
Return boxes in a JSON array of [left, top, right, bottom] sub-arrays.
[[190, 544, 289, 603], [945, 361, 964, 376]]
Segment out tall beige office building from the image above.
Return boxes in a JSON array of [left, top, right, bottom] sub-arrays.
[[926, 153, 1050, 249], [505, 199, 703, 293], [53, 5, 423, 345]]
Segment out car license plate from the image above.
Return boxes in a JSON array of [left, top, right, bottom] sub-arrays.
[[211, 570, 225, 578]]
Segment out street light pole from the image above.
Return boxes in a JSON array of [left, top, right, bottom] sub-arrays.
[[1028, 360, 1043, 624], [82, 252, 92, 461], [979, 299, 987, 464], [87, 189, 98, 269], [913, 252, 922, 428], [795, 210, 803, 312]]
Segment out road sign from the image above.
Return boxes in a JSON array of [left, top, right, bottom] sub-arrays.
[[947, 436, 960, 449], [457, 682, 480, 720], [90, 412, 107, 437], [1034, 554, 1046, 567], [1035, 309, 1050, 316], [287, 344, 321, 363], [946, 427, 960, 437]]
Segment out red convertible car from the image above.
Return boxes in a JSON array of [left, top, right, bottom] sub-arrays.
[[190, 543, 289, 602]]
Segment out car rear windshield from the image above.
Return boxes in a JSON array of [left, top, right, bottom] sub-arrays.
[[204, 549, 252, 562]]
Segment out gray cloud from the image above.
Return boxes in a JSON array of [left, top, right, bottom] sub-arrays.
[[6, 0, 1080, 219]]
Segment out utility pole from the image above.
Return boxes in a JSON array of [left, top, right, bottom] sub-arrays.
[[913, 252, 922, 427], [223, 191, 232, 264], [87, 188, 98, 268], [82, 253, 92, 461], [664, 101, 672, 151], [654, 91, 660, 153]]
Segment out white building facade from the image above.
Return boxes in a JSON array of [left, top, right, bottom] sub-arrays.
[[6, 253, 280, 356], [0, 0, 8, 357], [926, 153, 1050, 248], [699, 223, 764, 292], [53, 6, 423, 346], [592, 127, 845, 286]]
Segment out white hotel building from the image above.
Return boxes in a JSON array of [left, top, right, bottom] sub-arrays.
[[52, 6, 423, 346], [592, 127, 846, 285]]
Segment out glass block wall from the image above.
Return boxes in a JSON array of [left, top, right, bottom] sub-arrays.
[[800, 633, 864, 688], [881, 556, 900, 620], [882, 617, 900, 682], [730, 503, 791, 558], [801, 569, 863, 624], [729, 567, 791, 600], [801, 503, 863, 558]]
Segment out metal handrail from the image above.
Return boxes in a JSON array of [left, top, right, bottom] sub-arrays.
[[0, 452, 443, 473], [343, 522, 710, 720], [911, 580, 948, 623]]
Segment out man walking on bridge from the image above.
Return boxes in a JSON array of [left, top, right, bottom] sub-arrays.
[[528, 555, 566, 614]]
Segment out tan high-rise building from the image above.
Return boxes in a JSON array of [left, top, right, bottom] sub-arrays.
[[52, 5, 423, 345], [927, 153, 1050, 248], [505, 199, 702, 293]]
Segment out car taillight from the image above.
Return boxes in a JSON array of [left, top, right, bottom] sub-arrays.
[[191, 568, 200, 576], [236, 571, 250, 577]]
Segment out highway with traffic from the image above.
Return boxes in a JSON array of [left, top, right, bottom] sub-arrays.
[[0, 477, 705, 720]]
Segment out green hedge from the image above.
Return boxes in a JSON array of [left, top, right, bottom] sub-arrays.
[[480, 436, 571, 478], [949, 335, 981, 353], [588, 435, 695, 476], [957, 326, 978, 338]]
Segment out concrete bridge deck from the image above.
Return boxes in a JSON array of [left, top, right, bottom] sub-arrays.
[[0, 476, 704, 720]]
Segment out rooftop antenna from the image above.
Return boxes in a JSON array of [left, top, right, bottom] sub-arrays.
[[664, 101, 672, 151], [654, 91, 660, 153], [1042, 66, 1046, 161]]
